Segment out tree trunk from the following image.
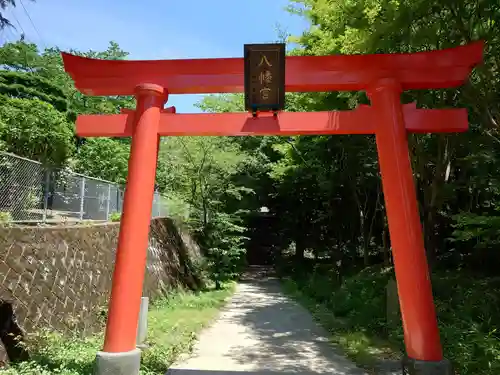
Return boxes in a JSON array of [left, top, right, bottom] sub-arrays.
[[295, 237, 305, 261], [351, 187, 370, 267], [382, 226, 391, 266], [332, 238, 343, 285], [422, 136, 451, 268]]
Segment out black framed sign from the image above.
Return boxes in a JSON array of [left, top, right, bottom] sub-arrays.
[[244, 43, 286, 112]]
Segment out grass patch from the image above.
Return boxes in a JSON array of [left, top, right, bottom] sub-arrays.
[[2, 284, 235, 375], [278, 261, 500, 375], [280, 276, 400, 374], [140, 285, 235, 373]]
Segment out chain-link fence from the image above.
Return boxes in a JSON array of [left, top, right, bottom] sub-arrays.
[[0, 152, 165, 223]]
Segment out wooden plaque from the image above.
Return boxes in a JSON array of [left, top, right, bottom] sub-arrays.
[[244, 43, 285, 112]]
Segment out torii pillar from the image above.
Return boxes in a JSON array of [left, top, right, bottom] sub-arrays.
[[61, 40, 483, 375]]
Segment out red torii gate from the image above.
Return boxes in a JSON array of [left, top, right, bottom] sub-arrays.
[[62, 41, 483, 375]]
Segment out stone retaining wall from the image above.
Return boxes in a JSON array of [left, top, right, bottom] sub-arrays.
[[0, 218, 203, 362]]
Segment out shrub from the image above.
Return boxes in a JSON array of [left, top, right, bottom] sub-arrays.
[[109, 212, 121, 222], [0, 211, 12, 224]]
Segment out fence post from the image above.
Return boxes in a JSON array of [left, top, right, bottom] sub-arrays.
[[155, 193, 160, 217], [42, 169, 51, 223], [136, 296, 149, 349], [118, 189, 123, 213], [79, 176, 86, 221], [106, 184, 111, 221]]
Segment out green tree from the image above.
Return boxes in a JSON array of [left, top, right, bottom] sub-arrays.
[[73, 138, 130, 184], [0, 97, 74, 164], [0, 40, 135, 178], [0, 40, 135, 118], [157, 136, 254, 285], [0, 70, 68, 112]]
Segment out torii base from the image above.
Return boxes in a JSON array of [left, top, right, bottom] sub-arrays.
[[402, 356, 454, 375], [94, 349, 141, 375]]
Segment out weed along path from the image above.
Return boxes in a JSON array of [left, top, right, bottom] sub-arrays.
[[167, 267, 367, 375]]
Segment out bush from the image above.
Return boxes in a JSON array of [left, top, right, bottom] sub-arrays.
[[4, 286, 235, 375], [0, 211, 12, 224], [279, 260, 500, 375], [109, 212, 121, 222], [0, 98, 75, 165]]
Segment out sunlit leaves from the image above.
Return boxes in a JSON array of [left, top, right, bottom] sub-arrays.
[[0, 98, 74, 164]]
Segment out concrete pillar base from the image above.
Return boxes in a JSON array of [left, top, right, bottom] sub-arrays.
[[94, 348, 141, 375], [136, 296, 149, 347], [402, 356, 454, 375]]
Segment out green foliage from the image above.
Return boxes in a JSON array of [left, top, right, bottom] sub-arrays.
[[162, 192, 191, 222], [204, 212, 248, 288], [195, 93, 244, 113], [141, 285, 234, 373], [0, 41, 44, 72], [0, 97, 74, 164], [0, 70, 68, 112], [252, 2, 500, 372], [257, 3, 500, 372], [0, 40, 134, 115], [0, 210, 12, 224], [259, 0, 500, 266], [1, 2, 500, 372], [73, 138, 130, 184], [3, 286, 234, 375], [0, 40, 134, 178], [109, 212, 121, 222], [157, 136, 254, 283], [450, 211, 500, 249], [279, 262, 500, 375]]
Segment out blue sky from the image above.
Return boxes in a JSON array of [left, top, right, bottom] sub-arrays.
[[2, 0, 309, 112]]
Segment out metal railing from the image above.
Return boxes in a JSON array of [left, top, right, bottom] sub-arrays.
[[0, 151, 165, 222]]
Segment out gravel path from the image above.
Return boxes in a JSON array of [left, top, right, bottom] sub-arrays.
[[167, 269, 368, 375]]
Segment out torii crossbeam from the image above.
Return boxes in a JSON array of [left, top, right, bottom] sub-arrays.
[[62, 41, 483, 375], [77, 103, 468, 137]]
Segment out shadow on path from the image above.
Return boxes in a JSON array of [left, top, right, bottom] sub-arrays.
[[168, 266, 368, 375]]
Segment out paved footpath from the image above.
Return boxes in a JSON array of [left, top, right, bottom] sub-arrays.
[[167, 269, 369, 375]]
